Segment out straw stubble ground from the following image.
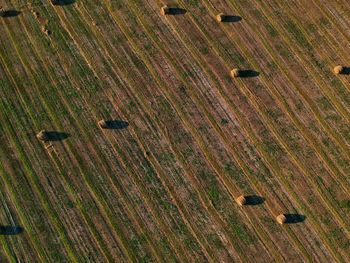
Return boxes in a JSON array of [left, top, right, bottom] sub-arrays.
[[0, 0, 349, 262]]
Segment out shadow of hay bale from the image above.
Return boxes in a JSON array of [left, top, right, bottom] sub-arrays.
[[0, 226, 23, 235], [46, 131, 69, 141], [37, 130, 70, 141], [341, 67, 350, 75], [238, 70, 260, 78], [1, 10, 21, 17], [51, 0, 76, 6], [284, 214, 306, 224], [244, 195, 265, 206], [221, 15, 242, 23], [99, 120, 129, 130], [167, 7, 187, 15]]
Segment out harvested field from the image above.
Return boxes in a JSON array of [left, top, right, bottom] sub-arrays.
[[0, 0, 349, 262]]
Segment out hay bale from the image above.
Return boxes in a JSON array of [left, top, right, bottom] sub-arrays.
[[276, 214, 287, 225], [160, 5, 169, 16], [41, 26, 51, 36], [236, 195, 246, 206], [36, 130, 49, 141], [33, 11, 40, 18], [334, 65, 344, 75], [216, 13, 225, 22], [31, 9, 40, 18], [98, 119, 108, 129], [230, 68, 240, 78]]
